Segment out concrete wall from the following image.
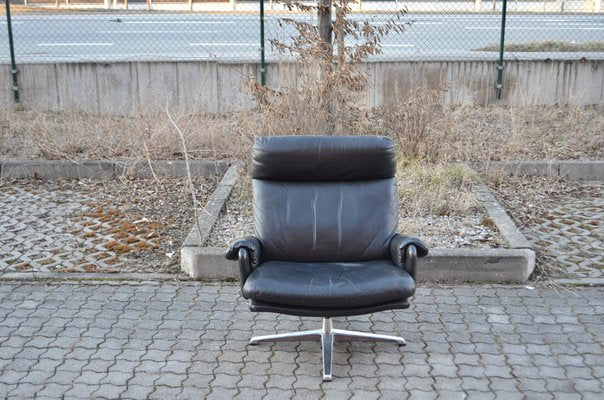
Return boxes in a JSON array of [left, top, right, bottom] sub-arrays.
[[2, 59, 603, 114]]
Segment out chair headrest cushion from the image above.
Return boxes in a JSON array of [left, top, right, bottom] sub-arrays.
[[251, 135, 397, 181]]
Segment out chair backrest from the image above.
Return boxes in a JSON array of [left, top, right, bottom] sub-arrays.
[[252, 135, 398, 263]]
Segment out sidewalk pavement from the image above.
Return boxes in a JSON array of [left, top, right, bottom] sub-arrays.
[[1, 281, 603, 399]]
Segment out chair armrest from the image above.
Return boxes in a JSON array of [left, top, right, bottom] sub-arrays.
[[390, 234, 429, 281], [225, 236, 262, 286], [225, 236, 262, 266]]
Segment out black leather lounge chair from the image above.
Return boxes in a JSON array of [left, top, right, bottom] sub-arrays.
[[226, 135, 428, 381]]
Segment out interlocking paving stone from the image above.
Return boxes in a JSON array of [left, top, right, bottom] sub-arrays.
[[0, 282, 602, 399], [0, 179, 214, 274], [0, 186, 156, 273], [516, 181, 603, 280]]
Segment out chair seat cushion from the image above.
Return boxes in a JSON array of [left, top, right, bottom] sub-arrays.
[[242, 260, 415, 308]]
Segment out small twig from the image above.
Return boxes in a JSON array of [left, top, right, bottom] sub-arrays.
[[141, 140, 160, 185], [166, 105, 205, 247]]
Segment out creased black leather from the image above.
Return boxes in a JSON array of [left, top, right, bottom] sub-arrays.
[[254, 179, 397, 262], [251, 135, 396, 181], [225, 236, 262, 269], [229, 135, 429, 317], [242, 260, 415, 307], [389, 234, 429, 268]]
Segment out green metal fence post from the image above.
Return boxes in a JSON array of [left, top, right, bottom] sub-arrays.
[[5, 0, 20, 103], [259, 0, 266, 86], [495, 0, 507, 100]]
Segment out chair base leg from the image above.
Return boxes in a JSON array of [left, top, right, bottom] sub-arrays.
[[332, 329, 407, 346], [249, 318, 406, 381], [249, 329, 322, 345]]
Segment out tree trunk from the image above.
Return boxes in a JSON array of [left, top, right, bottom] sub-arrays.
[[335, 4, 345, 67], [318, 0, 333, 54]]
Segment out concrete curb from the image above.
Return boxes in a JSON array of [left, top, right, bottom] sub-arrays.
[[0, 159, 229, 283], [475, 184, 533, 250], [476, 160, 604, 181], [0, 160, 114, 180], [0, 159, 229, 180], [180, 169, 536, 283], [0, 272, 188, 281], [552, 278, 604, 287], [115, 160, 229, 179], [419, 248, 535, 283], [180, 163, 241, 279], [181, 247, 238, 280], [0, 159, 538, 283]]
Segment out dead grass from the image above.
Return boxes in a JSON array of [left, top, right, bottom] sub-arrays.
[[1, 102, 601, 164], [373, 89, 604, 163], [0, 109, 244, 162], [1, 100, 600, 222], [397, 160, 478, 217], [478, 40, 604, 52]]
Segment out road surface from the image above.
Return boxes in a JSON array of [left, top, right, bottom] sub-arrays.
[[1, 12, 603, 62]]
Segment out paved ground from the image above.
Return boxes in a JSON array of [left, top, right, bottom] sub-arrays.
[[523, 182, 603, 280], [0, 282, 603, 399], [0, 186, 139, 274], [0, 178, 213, 275], [488, 178, 603, 282]]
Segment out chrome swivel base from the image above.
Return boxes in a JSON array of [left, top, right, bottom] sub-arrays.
[[249, 318, 406, 381]]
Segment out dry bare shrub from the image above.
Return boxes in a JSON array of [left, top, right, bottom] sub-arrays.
[[2, 103, 602, 164], [440, 103, 604, 161], [0, 108, 250, 162], [371, 87, 451, 162], [243, 0, 407, 137], [371, 98, 604, 164]]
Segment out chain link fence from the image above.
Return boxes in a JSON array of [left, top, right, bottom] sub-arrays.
[[2, 0, 602, 63]]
